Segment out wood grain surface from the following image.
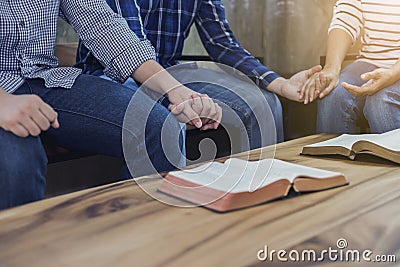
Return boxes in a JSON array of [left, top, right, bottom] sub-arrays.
[[0, 134, 399, 267]]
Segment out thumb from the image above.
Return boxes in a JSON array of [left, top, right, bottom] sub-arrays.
[[361, 69, 379, 81], [306, 65, 323, 78], [168, 103, 184, 115]]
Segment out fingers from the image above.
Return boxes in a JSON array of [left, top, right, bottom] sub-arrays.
[[304, 80, 315, 104], [169, 102, 194, 126], [342, 82, 363, 95], [306, 65, 323, 78], [319, 83, 334, 99], [360, 69, 380, 81], [197, 94, 213, 124], [191, 94, 203, 115], [19, 115, 42, 136], [9, 124, 29, 138], [311, 73, 322, 103], [182, 101, 203, 128], [201, 104, 222, 130], [39, 102, 59, 129], [169, 103, 184, 115], [300, 74, 317, 104], [169, 92, 221, 129], [32, 111, 51, 132], [315, 72, 326, 97], [19, 100, 58, 136]]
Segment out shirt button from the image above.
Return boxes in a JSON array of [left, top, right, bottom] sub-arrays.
[[19, 21, 25, 27]]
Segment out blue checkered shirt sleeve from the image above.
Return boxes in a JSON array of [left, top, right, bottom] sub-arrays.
[[195, 0, 280, 89]]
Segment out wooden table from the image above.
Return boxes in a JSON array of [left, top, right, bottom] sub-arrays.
[[0, 134, 399, 267]]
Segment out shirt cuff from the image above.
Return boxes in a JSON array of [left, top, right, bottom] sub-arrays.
[[250, 67, 281, 90], [103, 39, 156, 83]]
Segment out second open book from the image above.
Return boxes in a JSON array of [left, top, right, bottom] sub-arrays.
[[301, 129, 400, 164], [159, 158, 347, 212]]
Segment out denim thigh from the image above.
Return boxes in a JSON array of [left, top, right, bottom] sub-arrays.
[[364, 79, 400, 133], [317, 61, 376, 134], [171, 65, 283, 149], [15, 75, 181, 177], [0, 127, 47, 209]]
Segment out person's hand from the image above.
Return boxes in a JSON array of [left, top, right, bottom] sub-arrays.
[[299, 67, 340, 104], [166, 86, 222, 130], [342, 67, 400, 96], [269, 65, 322, 102], [0, 93, 59, 137]]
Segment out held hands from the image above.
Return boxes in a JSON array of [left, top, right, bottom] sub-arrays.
[[299, 67, 340, 104], [342, 67, 399, 96], [166, 86, 222, 130], [0, 93, 59, 137], [269, 65, 323, 102]]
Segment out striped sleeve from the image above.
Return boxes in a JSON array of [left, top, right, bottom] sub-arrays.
[[329, 0, 363, 43]]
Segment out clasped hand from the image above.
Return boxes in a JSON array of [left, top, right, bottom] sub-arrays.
[[167, 86, 222, 131], [0, 93, 59, 137]]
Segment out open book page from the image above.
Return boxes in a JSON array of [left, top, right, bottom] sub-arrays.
[[304, 134, 381, 150], [168, 158, 342, 193], [167, 161, 247, 193], [304, 129, 400, 151], [225, 158, 343, 192], [368, 129, 400, 151]]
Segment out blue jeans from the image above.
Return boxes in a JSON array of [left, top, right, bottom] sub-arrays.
[[317, 61, 400, 134], [0, 74, 183, 209], [103, 65, 283, 151]]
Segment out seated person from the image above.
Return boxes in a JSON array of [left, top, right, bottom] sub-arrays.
[[76, 0, 322, 147], [0, 0, 221, 210], [300, 0, 400, 134]]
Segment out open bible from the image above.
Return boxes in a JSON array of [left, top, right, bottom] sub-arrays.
[[159, 158, 347, 212], [301, 129, 400, 164]]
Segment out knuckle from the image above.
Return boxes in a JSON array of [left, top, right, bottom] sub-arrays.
[[4, 117, 17, 127], [21, 101, 33, 111], [30, 94, 41, 103]]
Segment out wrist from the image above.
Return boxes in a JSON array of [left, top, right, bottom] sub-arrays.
[[390, 64, 400, 79], [165, 84, 184, 101], [323, 64, 341, 76], [0, 89, 10, 103], [266, 77, 286, 96]]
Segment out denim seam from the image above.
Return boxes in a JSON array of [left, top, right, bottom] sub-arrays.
[[343, 97, 358, 132], [52, 108, 140, 143], [25, 80, 34, 94]]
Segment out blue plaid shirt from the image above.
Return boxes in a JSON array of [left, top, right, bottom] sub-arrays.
[[0, 0, 155, 94], [76, 0, 280, 89]]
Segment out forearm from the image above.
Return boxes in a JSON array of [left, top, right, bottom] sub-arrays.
[[380, 58, 400, 87], [324, 28, 353, 74], [131, 60, 183, 95], [390, 59, 400, 79]]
